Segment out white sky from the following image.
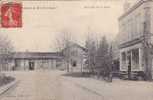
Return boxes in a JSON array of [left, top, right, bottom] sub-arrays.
[[0, 0, 137, 52]]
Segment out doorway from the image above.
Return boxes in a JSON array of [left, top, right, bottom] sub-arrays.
[[128, 54, 131, 79], [29, 61, 35, 70], [152, 59, 153, 78]]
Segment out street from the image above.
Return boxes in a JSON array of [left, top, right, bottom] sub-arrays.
[[0, 70, 153, 100], [0, 70, 102, 100]]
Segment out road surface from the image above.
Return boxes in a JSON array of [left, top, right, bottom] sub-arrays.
[[1, 70, 153, 100], [0, 70, 103, 100]]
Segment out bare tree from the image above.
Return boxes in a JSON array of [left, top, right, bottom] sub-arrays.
[[54, 30, 74, 72], [95, 36, 109, 76], [0, 34, 14, 71], [54, 30, 73, 52], [85, 33, 97, 74]]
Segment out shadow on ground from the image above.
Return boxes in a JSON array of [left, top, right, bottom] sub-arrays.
[[0, 74, 15, 87], [62, 72, 91, 78]]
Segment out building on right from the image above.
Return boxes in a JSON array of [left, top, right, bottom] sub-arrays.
[[118, 0, 153, 79]]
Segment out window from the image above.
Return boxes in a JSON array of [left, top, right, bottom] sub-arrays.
[[122, 23, 126, 43], [132, 48, 139, 69], [127, 20, 130, 40], [135, 16, 138, 36], [131, 18, 134, 40], [128, 19, 133, 41], [122, 52, 126, 64], [135, 14, 141, 38], [125, 23, 128, 42]]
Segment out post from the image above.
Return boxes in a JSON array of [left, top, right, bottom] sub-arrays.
[[108, 45, 113, 82], [143, 22, 152, 80]]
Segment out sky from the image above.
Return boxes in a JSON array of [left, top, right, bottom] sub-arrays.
[[0, 0, 137, 52]]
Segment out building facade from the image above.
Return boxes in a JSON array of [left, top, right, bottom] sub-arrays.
[[0, 42, 87, 72], [2, 52, 63, 71], [119, 0, 153, 77], [62, 42, 87, 72]]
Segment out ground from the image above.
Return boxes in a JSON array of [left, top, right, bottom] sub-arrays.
[[0, 70, 153, 100]]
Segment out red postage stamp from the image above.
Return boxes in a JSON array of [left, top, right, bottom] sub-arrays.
[[1, 2, 22, 28]]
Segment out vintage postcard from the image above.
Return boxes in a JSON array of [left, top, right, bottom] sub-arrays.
[[0, 0, 153, 100]]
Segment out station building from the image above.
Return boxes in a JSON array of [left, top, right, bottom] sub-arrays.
[[1, 52, 63, 71], [0, 42, 87, 72]]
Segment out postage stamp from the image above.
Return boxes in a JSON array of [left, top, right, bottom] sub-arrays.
[[1, 2, 22, 28]]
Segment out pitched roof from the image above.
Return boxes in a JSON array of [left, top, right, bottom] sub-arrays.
[[62, 42, 87, 52]]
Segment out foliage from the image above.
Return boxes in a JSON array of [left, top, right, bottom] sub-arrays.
[[85, 35, 113, 80], [0, 34, 14, 71], [85, 35, 97, 74]]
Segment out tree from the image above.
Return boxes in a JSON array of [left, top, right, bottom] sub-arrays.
[[0, 34, 14, 71], [97, 36, 109, 57], [95, 36, 112, 81], [107, 44, 113, 82], [54, 31, 72, 52], [54, 30, 74, 72], [85, 34, 97, 74]]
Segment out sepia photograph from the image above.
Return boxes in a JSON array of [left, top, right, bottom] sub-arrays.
[[0, 0, 153, 100]]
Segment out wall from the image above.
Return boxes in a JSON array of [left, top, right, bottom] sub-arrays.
[[119, 2, 146, 44], [10, 58, 58, 71], [62, 45, 86, 72], [150, 2, 153, 43]]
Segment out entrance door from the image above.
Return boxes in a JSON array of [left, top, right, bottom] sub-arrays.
[[152, 59, 153, 78], [29, 61, 35, 70], [128, 54, 131, 79]]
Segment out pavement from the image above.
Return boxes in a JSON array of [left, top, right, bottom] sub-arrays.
[[0, 70, 153, 100]]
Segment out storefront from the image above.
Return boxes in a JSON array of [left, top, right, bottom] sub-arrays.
[[120, 43, 144, 72]]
